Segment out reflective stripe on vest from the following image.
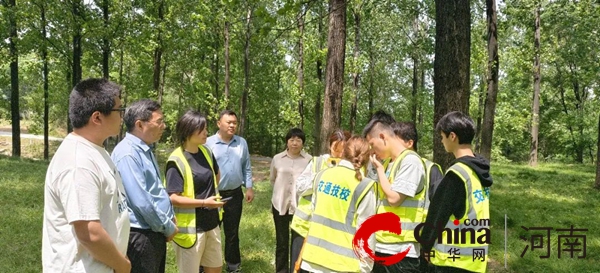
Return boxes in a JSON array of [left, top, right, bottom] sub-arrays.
[[165, 145, 220, 248], [376, 149, 428, 244], [301, 166, 375, 273], [291, 155, 334, 237], [431, 163, 489, 273]]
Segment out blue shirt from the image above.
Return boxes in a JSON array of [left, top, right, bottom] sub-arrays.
[[111, 133, 176, 237], [206, 133, 253, 190]]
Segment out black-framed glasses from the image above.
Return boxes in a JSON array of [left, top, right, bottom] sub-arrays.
[[111, 107, 126, 117]]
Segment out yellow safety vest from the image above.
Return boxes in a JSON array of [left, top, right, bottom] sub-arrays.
[[290, 155, 334, 237], [376, 149, 428, 244], [431, 162, 489, 273], [165, 145, 221, 249], [301, 165, 375, 273]]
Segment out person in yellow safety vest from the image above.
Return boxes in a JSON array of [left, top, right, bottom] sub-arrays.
[[420, 111, 492, 273], [299, 136, 378, 273], [291, 129, 352, 273], [165, 110, 226, 273], [363, 119, 427, 273]]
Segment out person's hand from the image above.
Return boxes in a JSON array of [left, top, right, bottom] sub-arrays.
[[204, 196, 225, 208], [369, 154, 384, 171], [166, 225, 178, 242], [245, 188, 255, 203], [113, 256, 131, 273]]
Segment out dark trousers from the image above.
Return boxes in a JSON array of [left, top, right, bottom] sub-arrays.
[[272, 206, 293, 273], [434, 265, 474, 273], [372, 252, 421, 273], [220, 186, 244, 271], [290, 230, 307, 273], [127, 228, 167, 273]]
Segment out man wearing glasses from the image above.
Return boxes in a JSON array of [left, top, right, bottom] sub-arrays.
[[42, 78, 131, 273], [111, 99, 178, 273]]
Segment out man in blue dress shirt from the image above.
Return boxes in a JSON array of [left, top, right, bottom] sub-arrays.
[[111, 99, 178, 273], [206, 110, 254, 273]]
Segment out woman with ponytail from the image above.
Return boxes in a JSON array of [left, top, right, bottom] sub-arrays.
[[299, 136, 377, 273]]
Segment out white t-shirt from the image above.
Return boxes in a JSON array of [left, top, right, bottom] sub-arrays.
[[369, 153, 426, 258], [42, 134, 130, 273]]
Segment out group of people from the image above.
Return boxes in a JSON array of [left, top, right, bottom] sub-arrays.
[[41, 77, 492, 273], [42, 78, 251, 273]]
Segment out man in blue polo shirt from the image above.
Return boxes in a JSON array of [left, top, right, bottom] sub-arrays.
[[111, 99, 178, 273], [206, 110, 254, 273]]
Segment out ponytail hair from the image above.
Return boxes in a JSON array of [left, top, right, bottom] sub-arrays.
[[342, 136, 371, 181]]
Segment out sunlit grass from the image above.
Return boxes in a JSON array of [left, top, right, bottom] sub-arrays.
[[1, 154, 598, 272]]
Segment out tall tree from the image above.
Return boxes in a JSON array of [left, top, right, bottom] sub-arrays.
[[313, 4, 326, 155], [6, 0, 21, 157], [69, 0, 84, 133], [101, 0, 110, 79], [529, 2, 541, 167], [239, 7, 252, 137], [224, 20, 231, 106], [40, 1, 49, 159], [297, 4, 306, 130], [411, 10, 420, 125], [480, 0, 499, 161], [153, 0, 164, 105], [320, 0, 347, 153], [433, 0, 471, 168], [595, 113, 600, 189], [349, 4, 360, 133]]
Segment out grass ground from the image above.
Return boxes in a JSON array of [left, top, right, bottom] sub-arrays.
[[0, 149, 598, 272]]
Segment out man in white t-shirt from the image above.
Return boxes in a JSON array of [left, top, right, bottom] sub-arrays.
[[42, 78, 131, 273]]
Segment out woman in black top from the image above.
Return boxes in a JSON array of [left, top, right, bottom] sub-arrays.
[[166, 110, 225, 273]]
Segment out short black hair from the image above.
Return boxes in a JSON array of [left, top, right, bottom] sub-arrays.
[[69, 78, 121, 129], [392, 121, 419, 151], [123, 99, 161, 132], [175, 110, 207, 147], [362, 119, 394, 138], [368, 110, 395, 125], [219, 109, 237, 120], [435, 111, 475, 144], [285, 128, 305, 144]]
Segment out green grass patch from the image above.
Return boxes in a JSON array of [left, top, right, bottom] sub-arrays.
[[1, 154, 598, 272]]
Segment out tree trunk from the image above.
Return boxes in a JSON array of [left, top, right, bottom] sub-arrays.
[[595, 113, 600, 189], [411, 13, 419, 125], [224, 20, 231, 107], [529, 3, 541, 167], [7, 0, 20, 157], [153, 0, 164, 105], [480, 0, 499, 161], [102, 0, 110, 79], [433, 0, 471, 169], [474, 79, 485, 153], [320, 0, 347, 154], [239, 8, 252, 137], [41, 2, 49, 159], [297, 6, 305, 130], [368, 51, 374, 118], [349, 9, 360, 133], [313, 5, 325, 155], [70, 0, 83, 134], [118, 46, 126, 141]]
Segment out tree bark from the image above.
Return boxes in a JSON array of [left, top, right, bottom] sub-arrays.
[[320, 0, 347, 154], [595, 113, 600, 189], [433, 0, 471, 169], [529, 2, 541, 167], [297, 6, 306, 130], [480, 0, 499, 161], [474, 80, 485, 153], [153, 0, 164, 105], [411, 13, 419, 125], [224, 20, 231, 107], [7, 0, 21, 157], [41, 2, 49, 159], [70, 0, 83, 133], [313, 5, 325, 155], [239, 8, 252, 137], [368, 50, 374, 118], [102, 0, 110, 79], [349, 9, 360, 133]]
